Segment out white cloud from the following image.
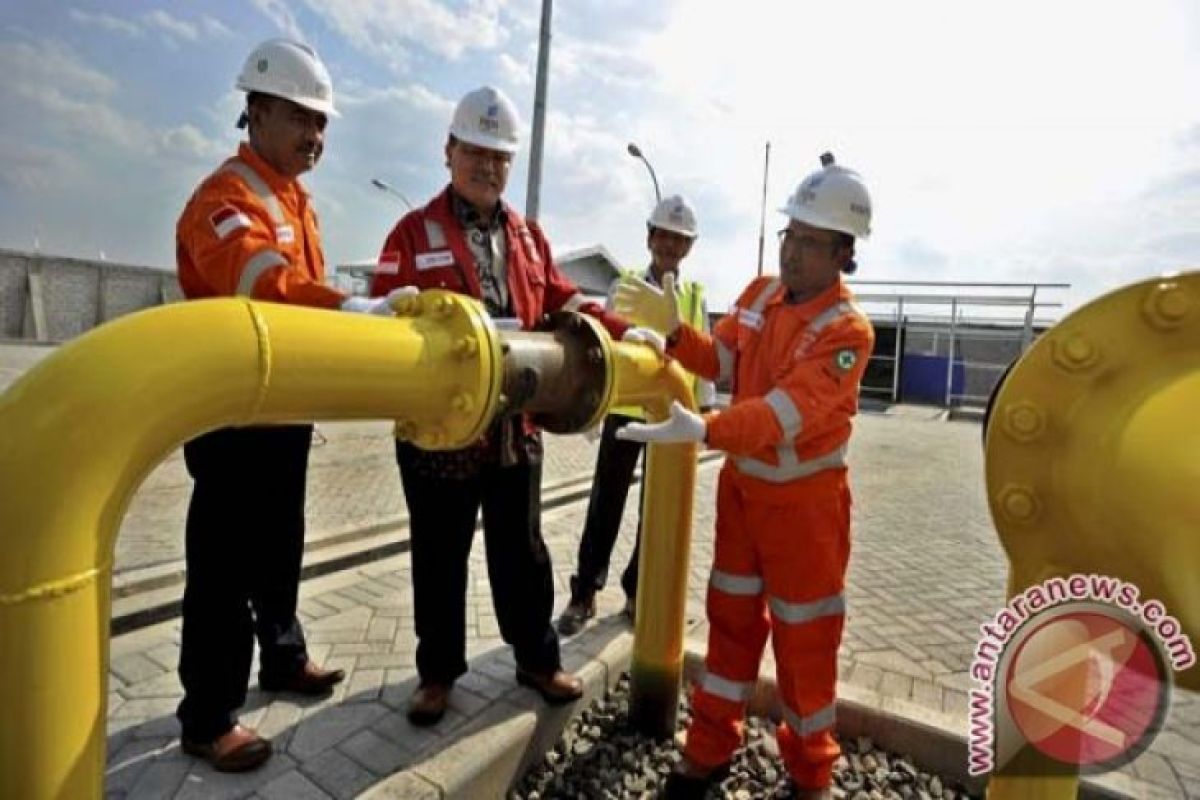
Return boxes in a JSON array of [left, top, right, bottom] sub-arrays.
[[1, 37, 225, 164], [0, 38, 116, 97], [200, 15, 234, 39], [250, 0, 307, 41], [68, 8, 142, 36], [68, 8, 232, 45], [497, 51, 532, 87], [300, 0, 512, 64], [143, 9, 199, 42]]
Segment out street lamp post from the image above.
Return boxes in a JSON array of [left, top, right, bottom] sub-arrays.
[[370, 178, 415, 210], [627, 142, 661, 204]]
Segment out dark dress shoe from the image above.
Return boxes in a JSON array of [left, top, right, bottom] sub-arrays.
[[515, 666, 584, 705], [556, 595, 596, 636], [407, 682, 452, 726], [260, 660, 346, 695], [663, 760, 730, 800], [181, 724, 272, 772]]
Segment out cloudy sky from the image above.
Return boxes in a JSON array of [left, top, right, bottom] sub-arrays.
[[2, 0, 1200, 314]]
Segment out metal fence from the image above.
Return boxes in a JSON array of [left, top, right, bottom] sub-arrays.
[[850, 280, 1069, 408]]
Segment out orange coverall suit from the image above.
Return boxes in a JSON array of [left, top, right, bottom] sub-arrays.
[[668, 275, 874, 789], [173, 142, 343, 742]]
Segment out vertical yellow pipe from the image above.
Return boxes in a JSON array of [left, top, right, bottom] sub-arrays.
[[609, 340, 700, 736], [0, 294, 500, 799]]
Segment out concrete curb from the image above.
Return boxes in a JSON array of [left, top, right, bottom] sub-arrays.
[[109, 452, 724, 635], [361, 627, 636, 799]]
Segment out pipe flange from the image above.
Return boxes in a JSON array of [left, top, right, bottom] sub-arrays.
[[499, 312, 614, 434]]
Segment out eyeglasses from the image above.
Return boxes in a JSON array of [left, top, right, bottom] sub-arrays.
[[776, 227, 837, 252], [456, 143, 513, 167]]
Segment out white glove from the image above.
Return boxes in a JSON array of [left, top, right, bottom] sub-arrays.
[[614, 271, 681, 335], [621, 326, 667, 356], [341, 286, 419, 315], [616, 400, 706, 444]]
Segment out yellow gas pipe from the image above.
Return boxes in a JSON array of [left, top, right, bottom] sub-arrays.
[[984, 272, 1199, 798], [0, 292, 503, 799], [0, 292, 699, 797], [610, 337, 699, 737]]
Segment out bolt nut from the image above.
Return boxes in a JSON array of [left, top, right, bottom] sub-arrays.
[[1003, 402, 1046, 443], [454, 337, 479, 359], [1052, 332, 1100, 372], [997, 485, 1041, 524], [432, 296, 454, 317], [394, 296, 419, 316], [1142, 281, 1193, 331]]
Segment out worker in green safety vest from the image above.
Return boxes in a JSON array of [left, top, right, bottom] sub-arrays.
[[558, 194, 714, 635]]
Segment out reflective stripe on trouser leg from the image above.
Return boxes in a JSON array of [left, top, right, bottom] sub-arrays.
[[758, 468, 852, 790], [684, 467, 770, 769]]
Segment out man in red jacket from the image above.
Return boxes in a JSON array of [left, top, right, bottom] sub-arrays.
[[371, 85, 630, 726]]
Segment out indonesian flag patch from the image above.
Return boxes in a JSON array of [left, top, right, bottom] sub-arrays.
[[209, 205, 251, 240]]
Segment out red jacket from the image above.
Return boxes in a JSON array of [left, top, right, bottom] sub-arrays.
[[371, 186, 627, 336], [177, 143, 344, 308]]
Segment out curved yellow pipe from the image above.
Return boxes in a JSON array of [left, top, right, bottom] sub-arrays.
[[0, 294, 501, 799], [984, 271, 1199, 799], [609, 340, 701, 736]]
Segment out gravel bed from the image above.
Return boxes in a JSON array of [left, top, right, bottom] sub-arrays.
[[512, 674, 979, 800]]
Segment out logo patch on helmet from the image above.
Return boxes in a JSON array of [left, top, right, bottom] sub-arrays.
[[486, 103, 499, 117], [257, 58, 268, 73]]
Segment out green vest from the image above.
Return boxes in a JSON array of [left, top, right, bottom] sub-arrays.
[[612, 268, 707, 420]]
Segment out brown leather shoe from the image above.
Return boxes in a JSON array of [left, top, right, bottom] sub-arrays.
[[406, 682, 452, 726], [181, 724, 272, 773], [260, 660, 346, 696], [515, 666, 583, 705]]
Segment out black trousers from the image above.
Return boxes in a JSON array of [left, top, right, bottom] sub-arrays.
[[176, 425, 312, 742], [397, 442, 561, 685], [571, 414, 646, 601]]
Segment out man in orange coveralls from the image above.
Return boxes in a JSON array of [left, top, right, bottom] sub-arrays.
[[616, 153, 875, 800], [175, 38, 411, 772]]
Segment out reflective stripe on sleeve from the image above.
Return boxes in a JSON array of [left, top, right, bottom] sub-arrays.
[[236, 249, 288, 297], [763, 388, 803, 439]]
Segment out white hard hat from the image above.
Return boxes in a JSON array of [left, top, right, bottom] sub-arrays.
[[236, 38, 339, 119], [647, 194, 698, 238], [780, 154, 871, 239], [448, 86, 520, 154]]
